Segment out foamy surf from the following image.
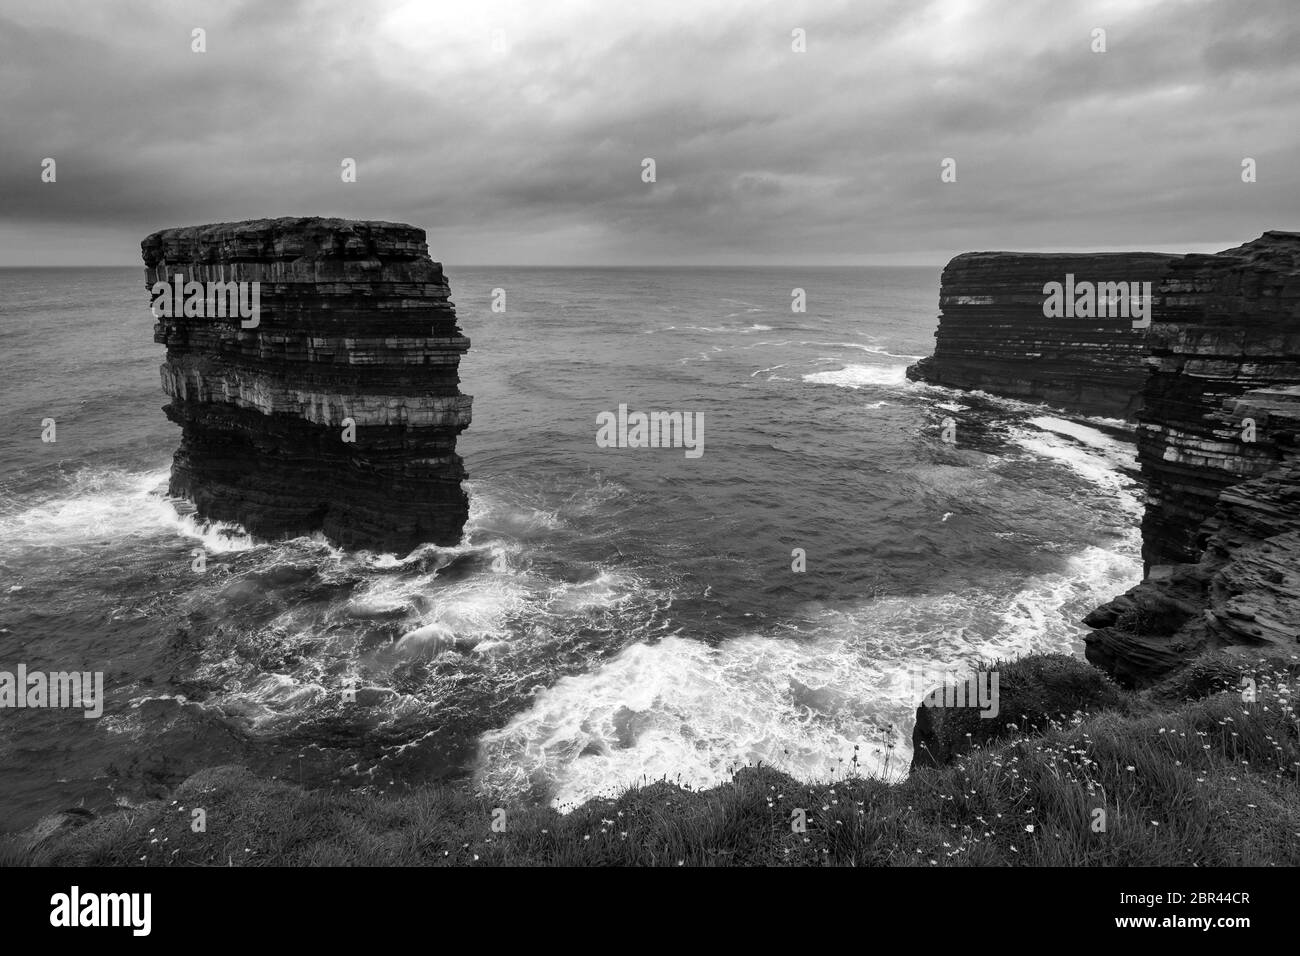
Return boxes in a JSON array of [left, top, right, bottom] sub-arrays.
[[473, 522, 1141, 811], [802, 363, 910, 389], [473, 633, 913, 810], [662, 323, 773, 333], [997, 541, 1141, 654], [1010, 422, 1139, 500], [166, 472, 669, 746], [799, 341, 923, 360], [0, 467, 260, 554]]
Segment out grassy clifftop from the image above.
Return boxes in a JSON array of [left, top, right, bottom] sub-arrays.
[[7, 653, 1299, 867]]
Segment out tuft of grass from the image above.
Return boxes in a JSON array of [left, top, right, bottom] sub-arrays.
[[1150, 651, 1294, 704], [911, 652, 1126, 769], [6, 654, 1297, 867], [1114, 593, 1190, 637]]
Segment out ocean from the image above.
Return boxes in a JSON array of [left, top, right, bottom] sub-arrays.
[[0, 265, 1143, 830]]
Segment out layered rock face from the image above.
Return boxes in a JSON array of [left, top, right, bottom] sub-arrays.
[[1084, 388, 1300, 685], [909, 233, 1300, 686], [1084, 233, 1300, 684], [144, 217, 472, 553], [906, 252, 1182, 417], [1132, 233, 1300, 567]]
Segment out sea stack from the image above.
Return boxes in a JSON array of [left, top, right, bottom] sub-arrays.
[[906, 251, 1182, 418], [143, 217, 472, 553]]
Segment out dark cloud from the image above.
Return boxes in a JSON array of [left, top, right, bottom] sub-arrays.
[[0, 0, 1296, 265]]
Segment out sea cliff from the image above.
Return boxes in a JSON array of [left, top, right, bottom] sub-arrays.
[[910, 232, 1300, 685], [905, 251, 1181, 417], [1084, 232, 1300, 684], [143, 217, 472, 553]]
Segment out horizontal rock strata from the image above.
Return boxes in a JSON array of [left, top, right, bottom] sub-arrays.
[[1084, 233, 1300, 684], [1133, 233, 1300, 567], [909, 232, 1300, 686], [144, 217, 471, 553], [906, 252, 1182, 417]]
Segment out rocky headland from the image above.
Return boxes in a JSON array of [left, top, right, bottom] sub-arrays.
[[911, 231, 1300, 687], [8, 234, 1299, 864], [905, 250, 1182, 417], [144, 217, 472, 553]]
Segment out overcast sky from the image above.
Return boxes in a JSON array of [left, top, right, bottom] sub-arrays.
[[0, 0, 1296, 265]]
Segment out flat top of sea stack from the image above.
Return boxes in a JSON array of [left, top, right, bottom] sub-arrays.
[[144, 217, 422, 241], [141, 217, 430, 266]]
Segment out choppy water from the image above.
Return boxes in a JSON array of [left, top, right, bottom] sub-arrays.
[[0, 266, 1142, 829]]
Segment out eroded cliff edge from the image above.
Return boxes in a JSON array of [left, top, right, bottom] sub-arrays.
[[144, 217, 472, 553], [909, 232, 1300, 686]]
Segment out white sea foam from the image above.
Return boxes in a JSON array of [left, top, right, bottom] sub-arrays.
[[358, 546, 531, 656], [474, 525, 1141, 810], [997, 541, 1141, 654], [547, 571, 634, 613], [0, 467, 259, 554], [799, 341, 923, 360], [474, 632, 910, 809], [1012, 435, 1121, 487], [802, 363, 909, 388], [1010, 421, 1138, 502], [663, 323, 773, 333], [463, 483, 562, 536], [959, 388, 1050, 413], [170, 513, 261, 553], [1026, 416, 1131, 459]]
